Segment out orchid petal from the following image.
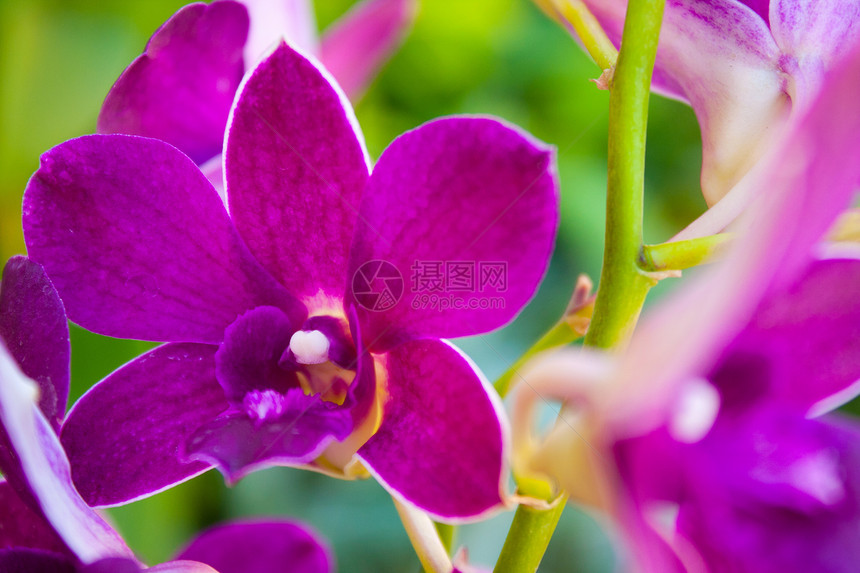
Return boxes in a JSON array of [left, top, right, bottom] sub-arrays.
[[721, 252, 860, 414], [184, 390, 353, 483], [225, 42, 370, 306], [0, 481, 68, 556], [0, 550, 77, 573], [358, 339, 509, 521], [349, 117, 558, 351], [97, 1, 248, 164], [23, 134, 303, 344], [0, 341, 132, 562], [60, 344, 224, 507], [771, 0, 860, 102], [176, 520, 333, 573], [0, 257, 69, 429], [215, 307, 298, 403], [320, 0, 417, 99], [243, 0, 319, 66], [79, 558, 142, 573], [146, 561, 220, 573]]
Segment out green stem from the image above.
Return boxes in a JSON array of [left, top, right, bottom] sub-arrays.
[[641, 232, 733, 272], [493, 2, 666, 571], [493, 495, 568, 573], [494, 320, 582, 399], [434, 522, 456, 555], [538, 0, 618, 70], [584, 0, 665, 350]]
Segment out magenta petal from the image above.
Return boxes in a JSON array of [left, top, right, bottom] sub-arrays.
[[0, 481, 68, 556], [0, 550, 77, 573], [320, 0, 416, 99], [349, 117, 558, 350], [225, 42, 370, 305], [0, 257, 69, 429], [727, 254, 860, 414], [176, 520, 333, 573], [23, 134, 303, 344], [97, 1, 248, 164], [80, 558, 142, 573], [0, 343, 131, 562], [358, 339, 508, 521], [216, 307, 298, 403], [60, 344, 225, 507], [184, 390, 352, 481]]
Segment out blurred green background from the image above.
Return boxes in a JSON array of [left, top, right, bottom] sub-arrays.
[[0, 0, 706, 570]]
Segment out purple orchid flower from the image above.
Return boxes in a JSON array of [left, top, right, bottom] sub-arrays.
[[0, 257, 334, 573], [22, 41, 559, 521], [98, 0, 416, 166], [554, 0, 860, 238], [512, 36, 860, 572]]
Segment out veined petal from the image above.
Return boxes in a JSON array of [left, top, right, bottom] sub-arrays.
[[225, 42, 370, 306], [97, 1, 248, 164], [0, 257, 69, 429], [176, 520, 333, 573], [358, 339, 509, 521], [0, 342, 132, 563], [243, 0, 319, 66], [0, 481, 69, 556], [348, 117, 558, 351], [60, 344, 225, 507], [23, 134, 303, 344], [771, 0, 860, 104], [320, 0, 417, 99]]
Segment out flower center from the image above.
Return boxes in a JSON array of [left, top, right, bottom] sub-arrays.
[[243, 389, 289, 422], [289, 329, 330, 364]]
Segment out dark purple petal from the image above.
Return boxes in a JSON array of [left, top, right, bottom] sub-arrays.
[[719, 254, 860, 414], [0, 550, 77, 573], [320, 0, 416, 99], [98, 1, 249, 164], [216, 307, 298, 403], [0, 256, 69, 429], [225, 42, 370, 305], [184, 389, 353, 482], [176, 520, 333, 573], [60, 343, 225, 507], [348, 117, 558, 351], [740, 0, 770, 23], [0, 481, 69, 556], [80, 558, 142, 573], [23, 134, 304, 344], [0, 343, 131, 562], [358, 339, 508, 521]]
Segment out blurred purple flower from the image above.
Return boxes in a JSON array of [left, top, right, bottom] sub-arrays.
[[561, 0, 860, 237], [98, 0, 417, 165], [23, 42, 559, 521], [0, 257, 333, 573], [514, 36, 860, 572]]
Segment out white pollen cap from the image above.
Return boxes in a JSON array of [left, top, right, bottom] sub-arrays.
[[289, 329, 330, 365], [669, 378, 721, 444]]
